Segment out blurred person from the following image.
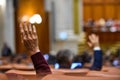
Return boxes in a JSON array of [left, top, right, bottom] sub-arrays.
[[19, 22, 103, 77], [55, 49, 74, 69], [86, 18, 95, 27], [72, 50, 92, 68], [71, 34, 103, 70], [105, 18, 114, 28], [114, 20, 119, 29], [1, 43, 12, 57], [43, 53, 57, 65], [112, 58, 120, 67], [0, 43, 13, 64], [98, 18, 106, 27], [116, 47, 120, 59], [19, 22, 52, 77], [104, 47, 112, 60]]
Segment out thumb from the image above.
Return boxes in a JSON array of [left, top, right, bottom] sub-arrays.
[[87, 42, 92, 47]]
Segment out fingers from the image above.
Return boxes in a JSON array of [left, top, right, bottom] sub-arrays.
[[28, 23, 32, 32], [20, 23, 25, 42], [33, 25, 36, 33], [33, 25, 37, 39], [87, 42, 92, 47], [20, 23, 24, 33], [89, 34, 98, 42], [88, 34, 100, 48], [28, 23, 33, 39], [20, 22, 37, 40], [24, 22, 28, 31], [19, 22, 39, 54]]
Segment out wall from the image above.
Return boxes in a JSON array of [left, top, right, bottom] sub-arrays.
[[0, 6, 4, 56], [83, 0, 120, 21], [46, 0, 84, 55], [4, 0, 15, 53], [0, 0, 15, 56]]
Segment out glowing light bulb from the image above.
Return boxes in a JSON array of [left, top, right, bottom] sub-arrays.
[[29, 16, 35, 24], [21, 16, 29, 22], [0, 0, 5, 6], [29, 14, 42, 24]]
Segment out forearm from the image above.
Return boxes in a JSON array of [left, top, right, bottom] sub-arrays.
[[31, 52, 52, 75], [90, 47, 103, 70]]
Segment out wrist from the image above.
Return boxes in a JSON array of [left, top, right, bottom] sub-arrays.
[[94, 46, 101, 50], [29, 47, 40, 55], [94, 43, 100, 47]]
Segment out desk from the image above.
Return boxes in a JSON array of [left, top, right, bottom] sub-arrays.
[[42, 74, 120, 80], [6, 69, 37, 80], [0, 64, 13, 72], [12, 64, 34, 71], [87, 71, 120, 78], [51, 69, 89, 76]]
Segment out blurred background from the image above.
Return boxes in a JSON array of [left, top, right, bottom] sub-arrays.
[[0, 0, 120, 68]]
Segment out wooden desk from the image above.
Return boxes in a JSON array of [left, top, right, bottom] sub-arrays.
[[6, 69, 37, 80], [0, 73, 8, 80], [6, 69, 120, 80], [102, 67, 120, 73], [51, 69, 89, 76], [42, 74, 120, 80], [12, 64, 34, 71], [86, 71, 120, 78], [0, 64, 13, 72]]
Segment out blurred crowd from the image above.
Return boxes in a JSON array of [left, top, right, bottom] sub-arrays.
[[0, 43, 32, 66], [0, 43, 120, 70], [103, 47, 120, 67], [84, 18, 120, 32]]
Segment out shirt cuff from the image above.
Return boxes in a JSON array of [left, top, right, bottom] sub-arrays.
[[94, 46, 101, 50]]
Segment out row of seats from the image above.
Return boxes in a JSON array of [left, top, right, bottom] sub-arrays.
[[0, 65, 120, 80]]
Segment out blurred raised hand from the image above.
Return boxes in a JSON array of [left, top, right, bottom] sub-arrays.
[[19, 22, 40, 55], [88, 34, 100, 48]]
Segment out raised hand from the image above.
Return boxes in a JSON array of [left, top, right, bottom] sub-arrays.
[[19, 22, 40, 55], [88, 34, 100, 48]]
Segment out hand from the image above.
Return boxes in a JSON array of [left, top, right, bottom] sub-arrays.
[[19, 22, 40, 55], [87, 34, 100, 48]]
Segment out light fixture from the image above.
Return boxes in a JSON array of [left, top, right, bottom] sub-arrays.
[[21, 16, 29, 22], [0, 0, 6, 6], [29, 14, 42, 24]]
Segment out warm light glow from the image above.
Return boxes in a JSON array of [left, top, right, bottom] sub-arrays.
[[0, 0, 5, 6], [21, 16, 29, 22], [29, 14, 42, 24]]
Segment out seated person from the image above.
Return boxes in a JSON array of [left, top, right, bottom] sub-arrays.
[[43, 53, 57, 65], [55, 49, 74, 69], [1, 43, 12, 57], [55, 34, 102, 70], [19, 23, 102, 77]]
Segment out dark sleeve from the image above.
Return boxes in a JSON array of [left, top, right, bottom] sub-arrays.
[[90, 50, 103, 71], [31, 52, 52, 75]]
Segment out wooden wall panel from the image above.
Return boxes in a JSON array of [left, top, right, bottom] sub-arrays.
[[105, 0, 115, 3], [83, 5, 92, 21], [15, 0, 50, 54], [93, 5, 103, 20], [84, 0, 92, 3], [93, 0, 103, 3], [116, 5, 120, 19], [104, 5, 115, 19], [83, 0, 120, 21]]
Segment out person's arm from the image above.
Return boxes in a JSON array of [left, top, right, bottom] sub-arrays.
[[31, 52, 52, 75], [88, 34, 103, 71], [90, 47, 102, 70], [19, 23, 52, 76]]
